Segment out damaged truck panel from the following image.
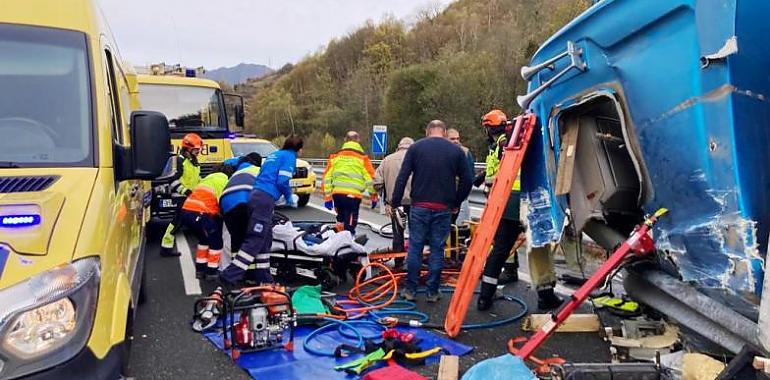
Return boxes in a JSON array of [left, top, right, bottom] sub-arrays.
[[521, 0, 770, 321]]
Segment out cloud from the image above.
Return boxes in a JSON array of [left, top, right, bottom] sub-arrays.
[[98, 0, 451, 69]]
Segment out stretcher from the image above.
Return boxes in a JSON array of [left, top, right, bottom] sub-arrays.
[[268, 220, 369, 290]]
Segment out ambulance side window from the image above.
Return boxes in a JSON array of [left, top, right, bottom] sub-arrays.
[[104, 50, 124, 144]]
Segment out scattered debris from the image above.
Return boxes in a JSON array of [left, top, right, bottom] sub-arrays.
[[609, 319, 679, 361], [438, 355, 459, 380], [522, 314, 600, 333], [682, 353, 725, 380], [754, 356, 770, 374]]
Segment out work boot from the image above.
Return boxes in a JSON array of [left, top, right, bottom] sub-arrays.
[[206, 250, 222, 281], [160, 246, 181, 257], [499, 265, 519, 285], [476, 296, 493, 311], [219, 264, 247, 288], [537, 288, 563, 310], [354, 234, 369, 246], [400, 288, 416, 302], [425, 292, 441, 303]]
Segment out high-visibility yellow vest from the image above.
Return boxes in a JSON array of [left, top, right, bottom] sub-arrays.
[[182, 172, 229, 215], [171, 154, 201, 196], [322, 141, 376, 199], [484, 134, 521, 191]]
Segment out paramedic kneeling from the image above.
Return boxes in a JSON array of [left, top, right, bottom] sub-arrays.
[[220, 136, 303, 285]]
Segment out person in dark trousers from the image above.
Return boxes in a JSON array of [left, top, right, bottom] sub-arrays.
[[178, 165, 235, 279], [322, 131, 378, 235], [475, 110, 561, 311], [391, 120, 473, 303], [374, 137, 414, 254], [220, 153, 262, 252], [220, 136, 302, 285]]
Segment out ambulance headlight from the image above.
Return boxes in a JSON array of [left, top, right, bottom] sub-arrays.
[[0, 257, 99, 378]]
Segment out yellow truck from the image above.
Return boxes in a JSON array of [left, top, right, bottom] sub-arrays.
[[136, 73, 244, 221], [229, 136, 316, 207], [0, 1, 170, 378]]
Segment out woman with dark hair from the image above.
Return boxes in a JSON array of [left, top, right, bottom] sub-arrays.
[[221, 135, 304, 285]]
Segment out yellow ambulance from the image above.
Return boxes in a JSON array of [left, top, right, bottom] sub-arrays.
[[136, 73, 243, 221], [0, 0, 170, 377]]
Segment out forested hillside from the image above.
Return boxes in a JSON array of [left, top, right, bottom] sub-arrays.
[[241, 0, 591, 157]]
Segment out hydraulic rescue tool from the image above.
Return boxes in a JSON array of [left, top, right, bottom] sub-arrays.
[[509, 209, 668, 365], [444, 112, 538, 337], [192, 286, 225, 332], [222, 285, 296, 359]]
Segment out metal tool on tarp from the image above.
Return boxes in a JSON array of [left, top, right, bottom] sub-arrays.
[[192, 286, 224, 332]]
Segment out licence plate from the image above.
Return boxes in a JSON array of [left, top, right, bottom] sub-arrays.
[[160, 199, 175, 208], [290, 179, 303, 188]]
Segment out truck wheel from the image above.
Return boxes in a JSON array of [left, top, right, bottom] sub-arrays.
[[297, 194, 310, 207]]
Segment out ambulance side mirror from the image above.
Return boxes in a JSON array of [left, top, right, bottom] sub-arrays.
[[116, 111, 172, 181]]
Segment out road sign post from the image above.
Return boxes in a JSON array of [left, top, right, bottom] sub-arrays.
[[371, 125, 388, 157]]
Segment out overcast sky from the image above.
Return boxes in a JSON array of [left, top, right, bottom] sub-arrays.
[[98, 0, 452, 70]]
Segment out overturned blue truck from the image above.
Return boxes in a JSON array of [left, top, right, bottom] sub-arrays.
[[520, 0, 770, 355]]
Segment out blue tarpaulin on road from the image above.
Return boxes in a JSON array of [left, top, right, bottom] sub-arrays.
[[203, 324, 473, 380]]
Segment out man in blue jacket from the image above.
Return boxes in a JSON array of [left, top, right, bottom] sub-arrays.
[[221, 152, 262, 253], [220, 136, 302, 285]]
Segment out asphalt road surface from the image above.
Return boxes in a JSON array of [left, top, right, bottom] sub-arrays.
[[128, 195, 611, 379]]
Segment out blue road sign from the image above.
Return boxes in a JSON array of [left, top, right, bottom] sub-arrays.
[[371, 125, 387, 155]]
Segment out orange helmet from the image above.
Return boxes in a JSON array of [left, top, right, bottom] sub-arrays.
[[181, 133, 203, 150], [481, 109, 507, 128]]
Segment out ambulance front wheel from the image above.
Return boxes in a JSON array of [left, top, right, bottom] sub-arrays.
[[297, 194, 310, 207]]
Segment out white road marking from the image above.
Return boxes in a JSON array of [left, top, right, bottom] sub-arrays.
[[306, 201, 383, 230], [176, 233, 202, 296]]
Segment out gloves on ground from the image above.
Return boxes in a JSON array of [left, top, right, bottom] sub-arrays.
[[324, 200, 334, 210]]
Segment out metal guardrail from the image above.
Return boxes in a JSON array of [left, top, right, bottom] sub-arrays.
[[305, 158, 488, 207]]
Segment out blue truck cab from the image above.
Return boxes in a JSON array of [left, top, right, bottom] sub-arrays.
[[520, 0, 770, 354]]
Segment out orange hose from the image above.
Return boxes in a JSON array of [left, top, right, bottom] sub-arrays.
[[333, 262, 399, 315]]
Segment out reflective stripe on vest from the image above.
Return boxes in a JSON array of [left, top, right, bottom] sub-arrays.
[[222, 166, 260, 197], [323, 141, 374, 197], [183, 173, 229, 214]]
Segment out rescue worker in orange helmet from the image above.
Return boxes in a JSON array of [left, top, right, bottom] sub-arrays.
[[160, 133, 203, 257], [178, 164, 235, 279], [476, 110, 562, 311]]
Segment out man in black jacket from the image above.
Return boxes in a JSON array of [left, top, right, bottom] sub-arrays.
[[390, 120, 473, 302]]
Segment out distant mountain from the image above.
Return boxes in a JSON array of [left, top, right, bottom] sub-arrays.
[[204, 63, 274, 85]]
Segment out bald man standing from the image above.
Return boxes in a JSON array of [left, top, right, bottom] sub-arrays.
[[391, 121, 473, 302]]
